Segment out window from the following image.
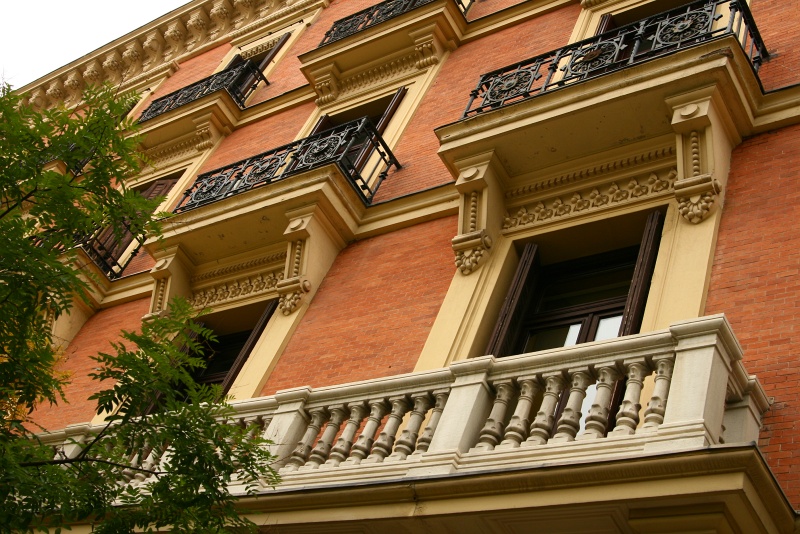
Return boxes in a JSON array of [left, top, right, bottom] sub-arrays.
[[145, 299, 276, 414], [486, 210, 664, 357], [193, 299, 277, 394], [225, 32, 291, 104], [595, 0, 695, 34], [82, 172, 180, 278]]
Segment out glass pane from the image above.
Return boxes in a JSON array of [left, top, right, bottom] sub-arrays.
[[525, 322, 581, 352], [594, 315, 623, 341]]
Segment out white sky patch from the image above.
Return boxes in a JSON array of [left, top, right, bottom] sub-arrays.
[[0, 0, 189, 89]]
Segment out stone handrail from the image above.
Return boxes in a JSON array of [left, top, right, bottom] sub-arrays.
[[42, 314, 768, 491]]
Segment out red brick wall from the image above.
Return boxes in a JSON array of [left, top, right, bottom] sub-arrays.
[[196, 100, 317, 174], [249, 0, 379, 105], [136, 44, 233, 118], [750, 0, 800, 92], [466, 0, 528, 21], [260, 215, 457, 395], [374, 3, 581, 202], [705, 123, 800, 508], [31, 298, 151, 431]]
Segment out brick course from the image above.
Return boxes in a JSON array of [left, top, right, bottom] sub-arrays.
[[260, 215, 457, 395], [705, 123, 800, 508], [374, 3, 581, 202], [31, 298, 151, 431]]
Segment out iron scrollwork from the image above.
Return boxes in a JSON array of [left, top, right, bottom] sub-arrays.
[[174, 118, 401, 212], [462, 0, 769, 118], [139, 60, 267, 122]]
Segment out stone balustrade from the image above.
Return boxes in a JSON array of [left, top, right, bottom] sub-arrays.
[[43, 314, 769, 492]]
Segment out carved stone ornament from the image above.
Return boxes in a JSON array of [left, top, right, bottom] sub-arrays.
[[503, 168, 677, 231], [452, 230, 492, 275], [674, 173, 720, 224], [191, 269, 283, 308], [277, 277, 312, 315]]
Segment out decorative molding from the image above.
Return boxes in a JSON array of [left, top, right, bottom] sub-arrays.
[[672, 130, 721, 224], [453, 230, 492, 275], [506, 147, 675, 200], [502, 168, 677, 231], [143, 135, 203, 168], [336, 53, 418, 97], [240, 34, 284, 59], [19, 0, 327, 108], [580, 0, 613, 8], [191, 268, 283, 308], [277, 239, 310, 315], [191, 251, 287, 283]]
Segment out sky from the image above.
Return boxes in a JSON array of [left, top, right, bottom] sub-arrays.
[[0, 0, 190, 89]]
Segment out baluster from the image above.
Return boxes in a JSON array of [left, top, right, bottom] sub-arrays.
[[324, 402, 368, 467], [525, 374, 565, 445], [281, 407, 328, 472], [642, 357, 674, 431], [627, 20, 647, 65], [304, 405, 347, 469], [540, 50, 562, 92], [133, 443, 155, 484], [550, 370, 592, 443], [472, 380, 516, 451], [579, 366, 620, 440], [415, 390, 448, 454], [365, 396, 411, 463], [498, 378, 541, 449], [612, 361, 649, 435], [344, 399, 389, 465], [388, 393, 433, 461]]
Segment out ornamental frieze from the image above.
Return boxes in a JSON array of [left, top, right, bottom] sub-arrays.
[[191, 269, 283, 308], [502, 169, 676, 231]]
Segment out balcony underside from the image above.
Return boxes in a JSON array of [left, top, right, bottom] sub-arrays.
[[436, 36, 761, 181], [241, 447, 792, 534]]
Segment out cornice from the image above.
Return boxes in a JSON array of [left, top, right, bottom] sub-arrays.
[[18, 0, 328, 109]]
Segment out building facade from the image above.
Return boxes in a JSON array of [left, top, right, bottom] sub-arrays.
[[24, 0, 800, 531]]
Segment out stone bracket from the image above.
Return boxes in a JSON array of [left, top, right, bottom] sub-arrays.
[[674, 172, 720, 224], [452, 229, 492, 276]]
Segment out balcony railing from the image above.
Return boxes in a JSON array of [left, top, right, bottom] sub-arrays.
[[139, 60, 267, 122], [319, 0, 473, 47], [462, 0, 768, 118], [174, 117, 401, 212], [48, 315, 767, 492], [77, 227, 143, 279]]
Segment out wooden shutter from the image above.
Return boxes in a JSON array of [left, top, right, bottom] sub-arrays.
[[618, 210, 664, 336], [596, 13, 615, 35], [234, 32, 291, 97], [220, 299, 278, 394], [375, 87, 407, 134], [310, 114, 334, 135], [485, 242, 540, 358]]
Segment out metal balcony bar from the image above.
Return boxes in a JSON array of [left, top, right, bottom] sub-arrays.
[[174, 117, 401, 212], [319, 0, 473, 47], [77, 228, 144, 279], [139, 60, 267, 122], [461, 0, 768, 118]]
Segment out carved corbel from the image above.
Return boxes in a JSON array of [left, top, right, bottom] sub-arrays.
[[233, 0, 257, 24], [63, 71, 85, 104], [102, 51, 125, 84], [667, 86, 739, 224], [276, 218, 312, 315], [142, 30, 166, 68], [163, 21, 187, 59], [28, 88, 47, 110], [122, 40, 145, 77], [186, 8, 211, 48], [192, 112, 232, 151], [82, 60, 104, 86], [410, 24, 451, 70], [209, 0, 234, 37], [145, 247, 193, 318], [451, 152, 508, 275], [674, 172, 720, 224], [311, 65, 341, 106], [45, 79, 66, 107]]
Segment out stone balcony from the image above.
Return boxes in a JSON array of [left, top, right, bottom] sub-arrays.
[[47, 315, 796, 532]]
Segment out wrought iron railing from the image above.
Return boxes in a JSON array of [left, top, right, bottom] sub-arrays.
[[319, 0, 473, 47], [174, 117, 401, 212], [139, 60, 267, 122], [78, 227, 143, 279], [461, 0, 768, 118]]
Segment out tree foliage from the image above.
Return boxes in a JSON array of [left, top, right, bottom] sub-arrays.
[[0, 84, 278, 532]]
